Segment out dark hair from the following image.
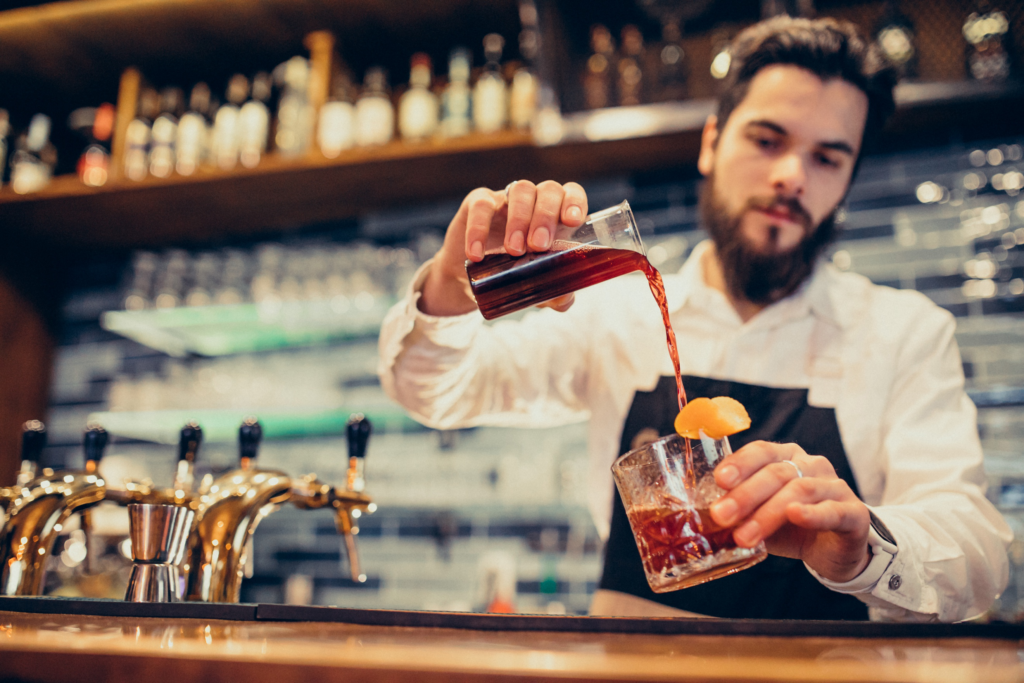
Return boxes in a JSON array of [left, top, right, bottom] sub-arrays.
[[717, 16, 897, 153]]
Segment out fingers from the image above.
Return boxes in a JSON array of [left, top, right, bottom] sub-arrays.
[[537, 293, 575, 312], [527, 181, 564, 251], [505, 180, 538, 256], [561, 182, 588, 227], [786, 499, 867, 534], [729, 477, 859, 548], [715, 441, 835, 490], [464, 188, 502, 262]]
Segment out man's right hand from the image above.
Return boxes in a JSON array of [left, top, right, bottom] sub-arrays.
[[419, 180, 589, 317]]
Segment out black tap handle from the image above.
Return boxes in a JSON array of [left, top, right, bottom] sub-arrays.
[[20, 420, 46, 462], [239, 416, 262, 461], [83, 424, 108, 463], [346, 414, 372, 460], [178, 421, 203, 463]]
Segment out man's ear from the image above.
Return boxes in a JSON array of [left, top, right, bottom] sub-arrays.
[[697, 115, 718, 177]]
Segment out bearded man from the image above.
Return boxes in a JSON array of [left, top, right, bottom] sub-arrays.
[[377, 16, 1011, 621]]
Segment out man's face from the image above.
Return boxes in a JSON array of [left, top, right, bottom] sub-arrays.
[[697, 64, 868, 302]]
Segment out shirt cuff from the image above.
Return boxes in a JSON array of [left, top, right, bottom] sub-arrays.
[[401, 258, 484, 347], [805, 509, 898, 594]]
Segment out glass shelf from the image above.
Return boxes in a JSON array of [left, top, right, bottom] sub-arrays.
[[100, 296, 397, 357]]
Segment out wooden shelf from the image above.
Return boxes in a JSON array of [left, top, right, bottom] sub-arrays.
[[3, 79, 1023, 250]]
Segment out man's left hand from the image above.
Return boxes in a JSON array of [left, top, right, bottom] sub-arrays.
[[709, 441, 871, 583]]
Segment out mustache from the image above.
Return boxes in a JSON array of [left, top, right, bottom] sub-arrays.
[[745, 195, 812, 232]]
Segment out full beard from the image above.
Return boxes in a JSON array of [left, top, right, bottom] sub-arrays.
[[699, 176, 839, 306]]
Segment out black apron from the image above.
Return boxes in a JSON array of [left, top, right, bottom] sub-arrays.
[[599, 374, 869, 621]]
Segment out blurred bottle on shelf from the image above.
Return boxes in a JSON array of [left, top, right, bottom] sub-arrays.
[[10, 114, 57, 194], [963, 3, 1012, 82], [150, 87, 183, 178], [214, 249, 249, 305], [473, 33, 508, 133], [275, 57, 316, 156], [176, 83, 212, 176], [69, 103, 114, 188], [875, 1, 917, 80], [617, 25, 645, 106], [398, 53, 439, 141], [124, 251, 158, 310], [239, 72, 272, 168], [510, 10, 540, 131], [0, 109, 9, 189], [653, 21, 688, 102], [212, 75, 249, 170], [124, 88, 160, 181], [583, 25, 615, 109], [318, 72, 357, 158], [355, 67, 395, 146], [185, 252, 220, 307], [441, 48, 473, 138], [154, 250, 189, 309]]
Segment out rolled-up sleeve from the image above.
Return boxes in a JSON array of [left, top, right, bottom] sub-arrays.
[[378, 259, 594, 430]]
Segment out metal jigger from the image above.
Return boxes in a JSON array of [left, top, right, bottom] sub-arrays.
[[125, 503, 195, 602]]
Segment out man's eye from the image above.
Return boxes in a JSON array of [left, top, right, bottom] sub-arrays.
[[816, 153, 840, 168], [755, 137, 778, 150]]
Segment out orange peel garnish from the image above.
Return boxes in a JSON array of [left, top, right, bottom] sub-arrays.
[[674, 396, 751, 439]]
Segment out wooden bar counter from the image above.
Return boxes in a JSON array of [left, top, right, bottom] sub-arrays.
[[1, 600, 1022, 683]]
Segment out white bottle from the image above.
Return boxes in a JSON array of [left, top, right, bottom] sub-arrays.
[[441, 48, 472, 138], [149, 88, 182, 178], [176, 83, 212, 176], [238, 72, 272, 168], [473, 33, 508, 133], [124, 88, 160, 181], [211, 74, 248, 170], [274, 57, 315, 157], [355, 67, 395, 146], [398, 53, 439, 141], [10, 114, 56, 194], [318, 74, 356, 158]]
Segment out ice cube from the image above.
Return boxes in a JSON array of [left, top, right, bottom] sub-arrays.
[[694, 474, 724, 507]]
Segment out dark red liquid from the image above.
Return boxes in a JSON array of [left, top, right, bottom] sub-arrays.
[[467, 243, 687, 411], [630, 505, 738, 577]]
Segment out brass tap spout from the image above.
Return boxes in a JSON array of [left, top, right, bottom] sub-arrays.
[[184, 416, 375, 603], [0, 423, 157, 596]]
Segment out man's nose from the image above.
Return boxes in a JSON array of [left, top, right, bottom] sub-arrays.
[[769, 153, 806, 197]]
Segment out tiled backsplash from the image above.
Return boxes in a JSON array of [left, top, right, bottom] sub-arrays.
[[40, 136, 1024, 619]]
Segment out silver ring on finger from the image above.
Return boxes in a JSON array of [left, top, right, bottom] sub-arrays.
[[780, 459, 804, 479], [504, 180, 520, 202]]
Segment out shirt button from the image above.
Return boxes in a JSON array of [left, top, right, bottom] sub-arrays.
[[888, 574, 902, 591]]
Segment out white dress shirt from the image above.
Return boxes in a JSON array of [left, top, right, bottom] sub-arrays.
[[378, 241, 1012, 622]]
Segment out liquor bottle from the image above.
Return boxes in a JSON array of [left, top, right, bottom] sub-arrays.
[[355, 67, 395, 146], [123, 88, 160, 181], [176, 83, 212, 176], [238, 72, 272, 168], [583, 25, 616, 109], [654, 21, 688, 102], [149, 87, 183, 178], [212, 74, 248, 170], [617, 25, 646, 106], [441, 47, 473, 138], [963, 2, 1012, 82], [398, 53, 440, 141], [275, 57, 315, 156], [318, 72, 357, 157], [10, 114, 57, 194], [509, 20, 540, 131], [0, 109, 9, 189], [473, 33, 508, 133], [875, 1, 917, 80], [69, 102, 115, 187]]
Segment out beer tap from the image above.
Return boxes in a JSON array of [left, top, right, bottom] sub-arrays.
[[184, 416, 374, 603], [172, 421, 202, 504], [1, 421, 47, 528], [0, 423, 156, 596], [337, 413, 371, 582]]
